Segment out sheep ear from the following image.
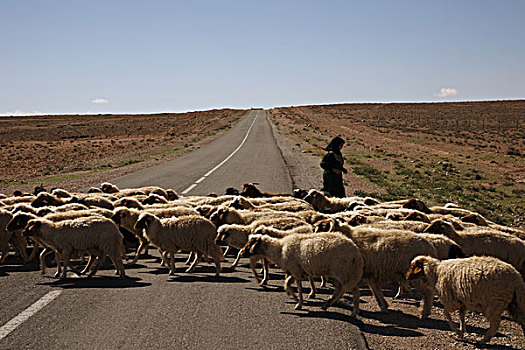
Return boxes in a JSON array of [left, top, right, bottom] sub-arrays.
[[412, 266, 422, 275]]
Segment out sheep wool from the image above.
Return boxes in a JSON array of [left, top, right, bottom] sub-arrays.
[[407, 255, 525, 344]]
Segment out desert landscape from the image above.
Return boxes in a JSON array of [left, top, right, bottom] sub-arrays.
[[1, 102, 525, 349], [269, 100, 525, 228]]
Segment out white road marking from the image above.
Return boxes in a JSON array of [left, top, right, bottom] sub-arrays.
[[0, 290, 62, 341], [181, 111, 259, 195]]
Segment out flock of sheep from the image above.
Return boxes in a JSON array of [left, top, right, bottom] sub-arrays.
[[1, 182, 525, 345]]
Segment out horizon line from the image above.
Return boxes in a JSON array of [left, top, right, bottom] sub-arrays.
[[1, 98, 524, 117]]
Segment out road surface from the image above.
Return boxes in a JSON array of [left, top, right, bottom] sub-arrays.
[[0, 110, 368, 349]]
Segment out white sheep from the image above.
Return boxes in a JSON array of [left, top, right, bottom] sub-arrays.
[[134, 213, 224, 276], [111, 206, 197, 264], [209, 206, 287, 227], [313, 218, 438, 318], [240, 232, 363, 314], [0, 209, 29, 264], [215, 218, 311, 272], [423, 219, 525, 278], [407, 255, 525, 344], [229, 196, 313, 212], [302, 189, 364, 213], [22, 216, 125, 279]]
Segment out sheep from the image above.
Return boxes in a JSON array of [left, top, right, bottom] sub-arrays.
[[99, 182, 169, 199], [407, 255, 525, 344], [239, 183, 291, 198], [209, 206, 286, 227], [185, 195, 238, 207], [142, 193, 169, 205], [52, 203, 90, 212], [229, 196, 313, 212], [313, 218, 438, 318], [429, 206, 473, 217], [50, 188, 74, 198], [7, 210, 113, 275], [111, 206, 198, 264], [215, 217, 310, 269], [1, 195, 36, 206], [78, 196, 114, 210], [22, 216, 125, 279], [134, 213, 224, 276], [401, 198, 433, 214], [423, 219, 525, 278], [240, 232, 364, 314], [359, 220, 430, 233], [302, 189, 363, 213], [245, 225, 314, 287], [0, 209, 29, 264]]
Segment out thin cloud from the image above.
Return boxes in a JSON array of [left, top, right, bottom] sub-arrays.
[[434, 88, 458, 97], [0, 110, 44, 116], [92, 98, 109, 104]]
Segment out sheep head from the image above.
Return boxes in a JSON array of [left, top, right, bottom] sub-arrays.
[[22, 220, 42, 238], [406, 256, 427, 281], [240, 183, 263, 198], [313, 219, 337, 233], [402, 198, 432, 214], [240, 235, 262, 257], [7, 212, 35, 232], [134, 213, 156, 231], [403, 211, 431, 223], [215, 227, 230, 245], [100, 182, 119, 193], [423, 219, 455, 235], [461, 213, 488, 226], [166, 189, 179, 201]]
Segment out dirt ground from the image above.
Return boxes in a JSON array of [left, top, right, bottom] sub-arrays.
[[270, 110, 525, 350], [1, 107, 524, 349]]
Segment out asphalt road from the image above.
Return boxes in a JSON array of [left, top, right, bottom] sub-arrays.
[[0, 110, 368, 349]]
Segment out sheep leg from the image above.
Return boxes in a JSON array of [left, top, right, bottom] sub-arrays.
[[160, 250, 169, 267], [420, 288, 434, 320], [351, 287, 360, 317], [230, 250, 242, 270], [223, 246, 231, 257], [308, 276, 317, 299], [322, 280, 345, 311], [367, 280, 389, 312], [80, 254, 97, 275], [213, 258, 221, 277], [53, 252, 63, 278], [260, 259, 270, 285], [0, 242, 9, 264], [249, 257, 262, 284], [295, 277, 304, 310], [60, 252, 70, 280], [39, 248, 51, 275], [320, 276, 327, 288], [393, 286, 404, 300], [88, 255, 105, 278], [109, 255, 126, 278], [186, 252, 202, 273], [284, 275, 299, 303], [169, 252, 176, 275], [26, 243, 38, 263], [184, 252, 195, 266], [443, 308, 461, 337], [481, 312, 501, 344], [11, 234, 29, 263], [131, 239, 149, 264]]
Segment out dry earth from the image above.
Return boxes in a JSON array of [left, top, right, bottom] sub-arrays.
[[1, 104, 524, 349]]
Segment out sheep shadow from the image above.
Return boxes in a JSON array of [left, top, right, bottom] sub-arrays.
[[37, 276, 151, 289], [281, 309, 425, 338], [167, 274, 249, 284], [450, 337, 521, 350]]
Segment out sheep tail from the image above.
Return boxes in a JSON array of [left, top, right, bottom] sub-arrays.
[[507, 286, 525, 335]]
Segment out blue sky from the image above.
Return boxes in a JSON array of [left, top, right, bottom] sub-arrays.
[[1, 0, 524, 115]]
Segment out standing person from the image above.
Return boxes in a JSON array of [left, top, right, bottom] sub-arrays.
[[320, 136, 347, 198]]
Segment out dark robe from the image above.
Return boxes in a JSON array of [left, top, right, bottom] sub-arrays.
[[320, 150, 346, 198]]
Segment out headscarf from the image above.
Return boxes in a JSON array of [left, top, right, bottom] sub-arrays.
[[324, 136, 345, 152]]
